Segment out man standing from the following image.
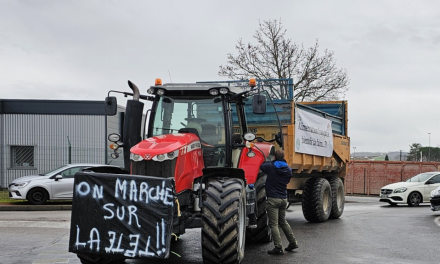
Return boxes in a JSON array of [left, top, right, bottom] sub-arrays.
[[261, 149, 298, 255]]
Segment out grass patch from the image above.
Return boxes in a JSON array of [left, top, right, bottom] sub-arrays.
[[0, 189, 24, 203]]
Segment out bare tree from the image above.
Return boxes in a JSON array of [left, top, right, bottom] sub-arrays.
[[218, 19, 350, 101]]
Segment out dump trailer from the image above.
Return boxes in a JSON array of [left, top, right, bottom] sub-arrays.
[[68, 78, 349, 264], [267, 101, 348, 222]]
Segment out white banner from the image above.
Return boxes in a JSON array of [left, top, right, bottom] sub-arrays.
[[295, 108, 333, 157]]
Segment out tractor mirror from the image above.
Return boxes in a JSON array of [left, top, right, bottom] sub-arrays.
[[105, 96, 117, 115], [252, 94, 266, 114]]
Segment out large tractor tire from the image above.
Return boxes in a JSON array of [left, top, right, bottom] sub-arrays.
[[201, 178, 246, 264], [77, 253, 125, 264], [302, 177, 332, 223], [245, 172, 272, 243], [327, 176, 345, 219]]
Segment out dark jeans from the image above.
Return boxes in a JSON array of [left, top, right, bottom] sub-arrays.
[[266, 197, 297, 249]]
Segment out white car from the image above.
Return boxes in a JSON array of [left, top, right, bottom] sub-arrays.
[[379, 171, 440, 206], [8, 163, 128, 205], [430, 186, 440, 211]]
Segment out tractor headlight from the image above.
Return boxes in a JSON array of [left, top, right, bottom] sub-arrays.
[[108, 133, 121, 142], [219, 87, 229, 94], [247, 150, 256, 158], [130, 153, 143, 162], [209, 89, 219, 96], [167, 151, 175, 159], [147, 88, 155, 94], [156, 88, 165, 96], [152, 150, 179, 162]]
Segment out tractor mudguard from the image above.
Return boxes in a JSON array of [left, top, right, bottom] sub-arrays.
[[238, 143, 275, 185], [69, 172, 175, 260]]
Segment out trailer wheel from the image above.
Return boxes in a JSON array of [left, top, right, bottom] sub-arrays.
[[327, 177, 345, 219], [201, 178, 246, 264], [246, 172, 272, 243], [77, 253, 125, 264], [302, 178, 332, 223]]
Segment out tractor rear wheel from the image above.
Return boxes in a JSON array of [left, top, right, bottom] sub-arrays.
[[77, 253, 125, 264], [327, 176, 345, 219], [201, 178, 246, 264], [302, 177, 332, 223], [245, 172, 272, 243]]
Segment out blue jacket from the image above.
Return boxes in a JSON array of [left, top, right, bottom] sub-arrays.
[[260, 159, 292, 199]]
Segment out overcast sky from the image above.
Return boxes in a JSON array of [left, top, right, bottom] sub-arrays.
[[1, 0, 439, 153]]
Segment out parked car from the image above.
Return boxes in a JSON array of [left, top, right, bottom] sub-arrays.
[[430, 186, 440, 211], [8, 163, 128, 205], [379, 171, 440, 206]]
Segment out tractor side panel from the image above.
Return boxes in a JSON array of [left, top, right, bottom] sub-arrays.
[[174, 142, 204, 193]]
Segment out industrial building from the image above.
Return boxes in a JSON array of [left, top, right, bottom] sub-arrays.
[[0, 99, 124, 188]]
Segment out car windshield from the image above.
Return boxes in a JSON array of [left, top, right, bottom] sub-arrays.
[[405, 172, 437, 182]]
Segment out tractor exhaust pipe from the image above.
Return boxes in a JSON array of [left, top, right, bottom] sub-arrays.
[[128, 80, 140, 101], [122, 80, 144, 172]]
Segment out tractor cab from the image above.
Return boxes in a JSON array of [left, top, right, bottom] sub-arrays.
[[145, 79, 282, 166]]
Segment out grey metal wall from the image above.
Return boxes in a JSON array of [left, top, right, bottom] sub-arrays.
[[1, 114, 106, 188]]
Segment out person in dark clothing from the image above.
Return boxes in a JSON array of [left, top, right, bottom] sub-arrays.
[[260, 149, 298, 255]]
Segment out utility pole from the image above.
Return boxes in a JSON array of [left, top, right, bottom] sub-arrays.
[[428, 133, 431, 162]]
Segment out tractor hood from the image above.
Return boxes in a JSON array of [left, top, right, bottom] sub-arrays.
[[130, 133, 201, 161]]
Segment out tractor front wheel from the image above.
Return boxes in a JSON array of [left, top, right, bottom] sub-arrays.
[[201, 178, 246, 264]]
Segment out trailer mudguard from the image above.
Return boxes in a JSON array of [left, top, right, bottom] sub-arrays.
[[69, 172, 174, 259]]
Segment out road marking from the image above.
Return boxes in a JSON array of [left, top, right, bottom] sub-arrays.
[[32, 258, 69, 264], [0, 220, 69, 228]]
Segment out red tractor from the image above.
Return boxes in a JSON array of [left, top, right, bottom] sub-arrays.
[[69, 79, 284, 264]]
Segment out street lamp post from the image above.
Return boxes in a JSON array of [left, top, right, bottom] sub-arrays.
[[428, 133, 431, 162], [353, 147, 356, 160]]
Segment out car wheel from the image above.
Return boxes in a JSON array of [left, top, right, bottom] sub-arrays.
[[27, 188, 49, 205], [407, 192, 422, 207]]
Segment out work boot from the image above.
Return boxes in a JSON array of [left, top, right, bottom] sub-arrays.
[[267, 247, 284, 255], [285, 242, 299, 251]]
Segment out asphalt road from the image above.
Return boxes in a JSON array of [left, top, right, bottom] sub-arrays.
[[1, 196, 439, 264]]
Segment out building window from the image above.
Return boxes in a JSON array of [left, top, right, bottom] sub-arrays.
[[11, 146, 35, 168]]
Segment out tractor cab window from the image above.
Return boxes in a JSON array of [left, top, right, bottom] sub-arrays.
[[151, 95, 226, 167]]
